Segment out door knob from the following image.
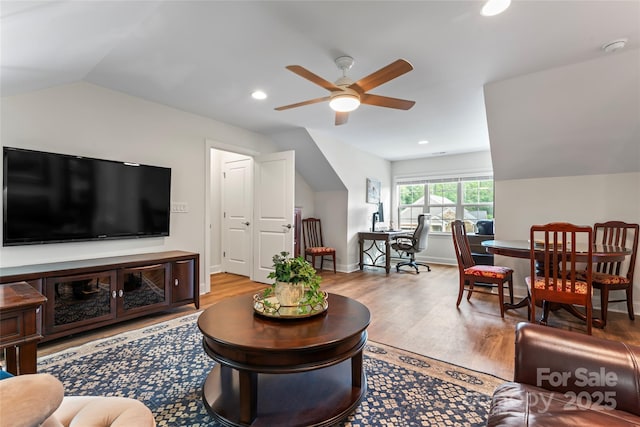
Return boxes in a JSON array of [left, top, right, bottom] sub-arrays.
[[282, 224, 292, 229], [243, 222, 250, 226]]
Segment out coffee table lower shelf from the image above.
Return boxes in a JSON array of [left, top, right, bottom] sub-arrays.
[[202, 359, 367, 427]]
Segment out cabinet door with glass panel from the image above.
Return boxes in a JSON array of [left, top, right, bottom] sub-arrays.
[[44, 271, 117, 335], [117, 263, 170, 317]]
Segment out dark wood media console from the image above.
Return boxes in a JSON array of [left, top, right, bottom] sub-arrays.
[[0, 251, 199, 342]]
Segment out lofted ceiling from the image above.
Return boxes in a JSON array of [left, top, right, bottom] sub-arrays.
[[1, 1, 639, 161]]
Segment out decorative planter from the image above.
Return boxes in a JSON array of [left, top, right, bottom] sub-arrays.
[[274, 281, 305, 306]]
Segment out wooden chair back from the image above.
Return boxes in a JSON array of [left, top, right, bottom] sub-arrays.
[[301, 217, 336, 273], [529, 222, 593, 334], [451, 220, 475, 270], [593, 221, 639, 281], [301, 217, 324, 250]]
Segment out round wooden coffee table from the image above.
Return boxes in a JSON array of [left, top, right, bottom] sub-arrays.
[[197, 292, 370, 427]]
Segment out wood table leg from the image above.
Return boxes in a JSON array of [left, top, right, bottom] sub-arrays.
[[238, 370, 257, 425], [351, 350, 363, 388], [559, 304, 604, 328], [504, 297, 531, 312], [17, 342, 38, 374], [4, 347, 18, 375], [385, 241, 392, 274]]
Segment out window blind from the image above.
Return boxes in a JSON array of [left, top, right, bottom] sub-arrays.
[[397, 175, 492, 185]]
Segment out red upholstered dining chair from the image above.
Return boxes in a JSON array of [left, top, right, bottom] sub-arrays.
[[301, 217, 336, 273], [590, 221, 638, 327], [451, 220, 514, 317], [528, 222, 593, 335]]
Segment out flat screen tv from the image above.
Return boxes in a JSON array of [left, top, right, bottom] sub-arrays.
[[3, 147, 171, 246]]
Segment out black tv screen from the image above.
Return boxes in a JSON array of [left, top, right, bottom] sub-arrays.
[[3, 147, 171, 246]]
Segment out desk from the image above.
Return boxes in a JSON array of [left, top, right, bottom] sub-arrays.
[[358, 231, 407, 274], [198, 293, 370, 426], [467, 234, 494, 265], [0, 282, 47, 375], [481, 240, 630, 325]]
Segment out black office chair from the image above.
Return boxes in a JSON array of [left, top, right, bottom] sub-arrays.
[[391, 214, 431, 273]]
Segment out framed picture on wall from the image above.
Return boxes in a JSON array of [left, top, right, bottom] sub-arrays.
[[366, 178, 381, 204]]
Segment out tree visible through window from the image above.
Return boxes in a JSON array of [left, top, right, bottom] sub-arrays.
[[397, 177, 494, 233]]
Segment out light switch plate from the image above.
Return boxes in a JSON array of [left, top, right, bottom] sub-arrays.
[[171, 202, 188, 213]]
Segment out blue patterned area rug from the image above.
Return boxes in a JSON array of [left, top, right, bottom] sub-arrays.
[[38, 312, 504, 426]]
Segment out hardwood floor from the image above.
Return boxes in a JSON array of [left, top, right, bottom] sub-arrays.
[[38, 264, 640, 380]]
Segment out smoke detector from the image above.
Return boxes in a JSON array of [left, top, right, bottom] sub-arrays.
[[602, 38, 627, 53]]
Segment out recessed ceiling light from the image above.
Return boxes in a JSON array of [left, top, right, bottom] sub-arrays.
[[481, 0, 511, 16], [602, 38, 627, 53], [251, 90, 267, 100], [418, 140, 429, 145]]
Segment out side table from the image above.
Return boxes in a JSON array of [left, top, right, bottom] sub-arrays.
[[0, 281, 47, 375]]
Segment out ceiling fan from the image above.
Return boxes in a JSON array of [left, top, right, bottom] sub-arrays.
[[275, 56, 415, 126]]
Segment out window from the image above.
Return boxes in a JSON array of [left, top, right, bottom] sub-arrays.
[[397, 176, 494, 233]]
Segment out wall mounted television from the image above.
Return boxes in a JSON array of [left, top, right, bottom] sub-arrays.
[[3, 147, 171, 246]]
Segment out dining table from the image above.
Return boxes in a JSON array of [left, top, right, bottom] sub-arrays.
[[481, 239, 631, 328]]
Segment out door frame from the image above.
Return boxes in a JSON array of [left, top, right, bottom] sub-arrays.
[[204, 139, 260, 293]]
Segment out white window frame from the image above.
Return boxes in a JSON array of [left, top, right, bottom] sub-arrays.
[[396, 175, 494, 234]]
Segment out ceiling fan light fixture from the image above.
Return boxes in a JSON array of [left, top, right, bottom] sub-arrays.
[[251, 90, 267, 100], [481, 0, 511, 16], [329, 93, 360, 112]]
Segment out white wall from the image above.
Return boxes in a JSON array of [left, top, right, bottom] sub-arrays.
[[0, 82, 278, 292], [309, 130, 391, 271], [495, 172, 640, 310], [294, 172, 315, 219], [391, 151, 494, 265], [313, 190, 348, 271]]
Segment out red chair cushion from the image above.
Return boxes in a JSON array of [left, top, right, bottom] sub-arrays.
[[591, 272, 629, 285], [526, 276, 589, 294], [306, 247, 335, 254], [464, 265, 512, 279]]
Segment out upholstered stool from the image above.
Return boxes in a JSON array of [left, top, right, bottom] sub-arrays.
[[0, 373, 156, 427]]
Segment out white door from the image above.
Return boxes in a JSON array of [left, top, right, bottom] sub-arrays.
[[222, 157, 253, 276], [252, 151, 295, 284]]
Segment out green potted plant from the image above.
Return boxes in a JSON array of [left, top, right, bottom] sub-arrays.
[[264, 251, 323, 308]]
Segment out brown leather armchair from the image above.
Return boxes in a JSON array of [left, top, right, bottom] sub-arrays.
[[488, 322, 640, 426]]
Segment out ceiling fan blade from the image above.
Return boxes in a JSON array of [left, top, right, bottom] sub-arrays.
[[274, 96, 331, 111], [286, 65, 343, 92], [335, 111, 349, 126], [360, 93, 415, 110], [349, 59, 414, 93]]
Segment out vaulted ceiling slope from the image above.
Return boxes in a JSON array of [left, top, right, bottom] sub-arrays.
[[271, 128, 346, 192], [485, 49, 640, 181], [1, 1, 639, 164]]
